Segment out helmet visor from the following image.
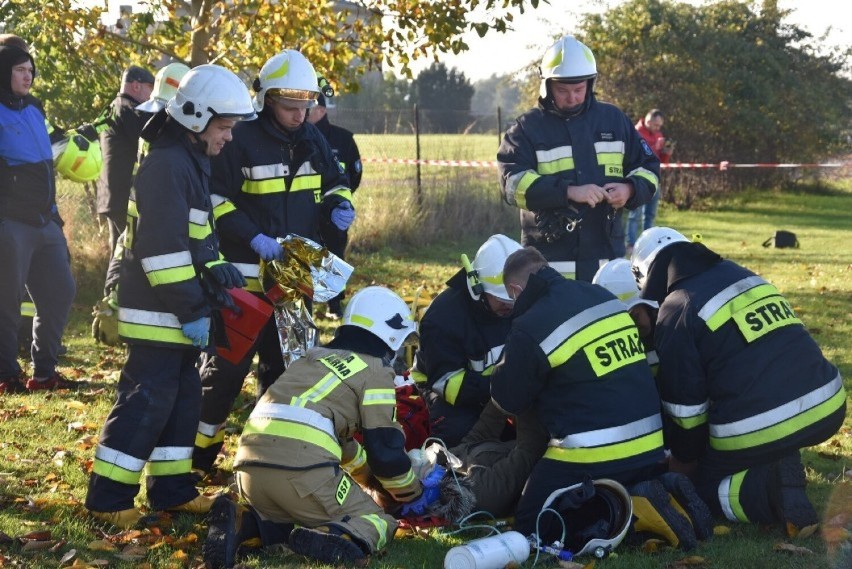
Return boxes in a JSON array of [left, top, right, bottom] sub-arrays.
[[267, 88, 320, 109]]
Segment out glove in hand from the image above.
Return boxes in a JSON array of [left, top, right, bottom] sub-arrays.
[[250, 234, 283, 261], [400, 465, 446, 517], [206, 261, 246, 289], [181, 316, 210, 348], [330, 201, 356, 231]]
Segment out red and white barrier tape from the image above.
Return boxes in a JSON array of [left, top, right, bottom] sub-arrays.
[[361, 157, 846, 170]]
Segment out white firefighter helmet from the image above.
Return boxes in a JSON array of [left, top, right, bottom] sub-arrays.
[[465, 234, 523, 302], [137, 62, 191, 113], [539, 35, 597, 98], [166, 64, 256, 133], [252, 50, 320, 112], [630, 227, 690, 288], [592, 259, 658, 311], [538, 478, 633, 558], [342, 286, 418, 351]]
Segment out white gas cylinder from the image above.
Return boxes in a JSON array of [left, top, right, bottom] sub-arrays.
[[443, 531, 531, 569]]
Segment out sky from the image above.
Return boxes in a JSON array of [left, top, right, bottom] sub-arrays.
[[83, 0, 848, 82], [401, 0, 850, 82]]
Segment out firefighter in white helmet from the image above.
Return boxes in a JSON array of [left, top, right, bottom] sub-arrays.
[[136, 62, 191, 114], [410, 234, 523, 446], [630, 227, 846, 538], [593, 258, 659, 373], [85, 64, 255, 529], [497, 35, 661, 282], [192, 49, 355, 477], [204, 286, 430, 568]]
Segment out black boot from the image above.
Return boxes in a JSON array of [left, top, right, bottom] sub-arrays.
[[771, 454, 818, 538], [658, 472, 714, 541], [289, 525, 368, 566]]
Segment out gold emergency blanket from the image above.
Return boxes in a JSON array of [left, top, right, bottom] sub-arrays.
[[261, 235, 354, 366]]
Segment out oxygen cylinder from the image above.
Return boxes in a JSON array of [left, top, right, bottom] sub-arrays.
[[443, 531, 531, 569]]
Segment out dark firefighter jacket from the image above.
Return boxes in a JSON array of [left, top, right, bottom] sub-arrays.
[[497, 94, 660, 281], [652, 255, 846, 463], [117, 121, 220, 348], [234, 347, 422, 502], [312, 114, 362, 192], [210, 114, 352, 293], [97, 93, 150, 215], [490, 266, 665, 472], [411, 269, 512, 408]]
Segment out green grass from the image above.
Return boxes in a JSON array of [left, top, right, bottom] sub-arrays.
[[1, 179, 850, 568]]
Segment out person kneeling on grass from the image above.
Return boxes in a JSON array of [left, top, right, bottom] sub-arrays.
[[204, 286, 438, 568], [631, 227, 846, 538]]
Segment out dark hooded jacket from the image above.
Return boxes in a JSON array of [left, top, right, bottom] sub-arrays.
[[0, 45, 58, 227]]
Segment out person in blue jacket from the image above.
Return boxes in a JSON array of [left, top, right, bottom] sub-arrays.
[[0, 44, 76, 393]]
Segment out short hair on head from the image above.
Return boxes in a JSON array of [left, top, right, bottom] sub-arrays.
[[645, 108, 664, 122], [503, 246, 548, 288], [0, 34, 29, 52]]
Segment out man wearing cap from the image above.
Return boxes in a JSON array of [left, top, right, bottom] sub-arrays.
[[307, 93, 362, 318], [97, 65, 154, 255], [193, 50, 353, 477]]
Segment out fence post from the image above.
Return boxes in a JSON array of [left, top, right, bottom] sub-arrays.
[[497, 106, 502, 146], [414, 103, 422, 207]]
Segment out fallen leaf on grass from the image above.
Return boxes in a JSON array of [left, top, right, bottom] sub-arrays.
[[87, 539, 116, 552], [21, 539, 58, 551], [641, 538, 668, 553], [774, 542, 814, 555], [713, 525, 730, 535], [17, 530, 51, 541], [666, 556, 708, 568], [65, 401, 87, 411], [58, 548, 77, 565]]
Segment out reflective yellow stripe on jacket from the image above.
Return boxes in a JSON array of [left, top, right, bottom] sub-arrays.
[[545, 413, 663, 464], [243, 401, 342, 459]]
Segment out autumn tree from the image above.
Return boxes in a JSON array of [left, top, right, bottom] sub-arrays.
[[0, 0, 544, 126], [578, 0, 852, 164]]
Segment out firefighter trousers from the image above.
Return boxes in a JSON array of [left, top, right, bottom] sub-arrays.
[[193, 317, 286, 472], [694, 403, 846, 525], [0, 218, 75, 379], [85, 345, 202, 512], [235, 464, 397, 554]]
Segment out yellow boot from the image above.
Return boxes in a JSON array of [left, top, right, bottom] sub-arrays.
[[90, 507, 143, 529], [168, 494, 216, 514]]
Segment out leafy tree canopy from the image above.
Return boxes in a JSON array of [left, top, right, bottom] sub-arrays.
[[577, 0, 852, 162], [0, 0, 542, 126]]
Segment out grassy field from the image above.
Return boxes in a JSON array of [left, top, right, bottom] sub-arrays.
[[0, 176, 850, 568]]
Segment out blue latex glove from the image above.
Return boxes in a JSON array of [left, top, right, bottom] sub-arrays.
[[400, 465, 446, 517], [205, 261, 247, 289], [250, 234, 283, 261], [330, 201, 356, 231], [181, 317, 210, 348]]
